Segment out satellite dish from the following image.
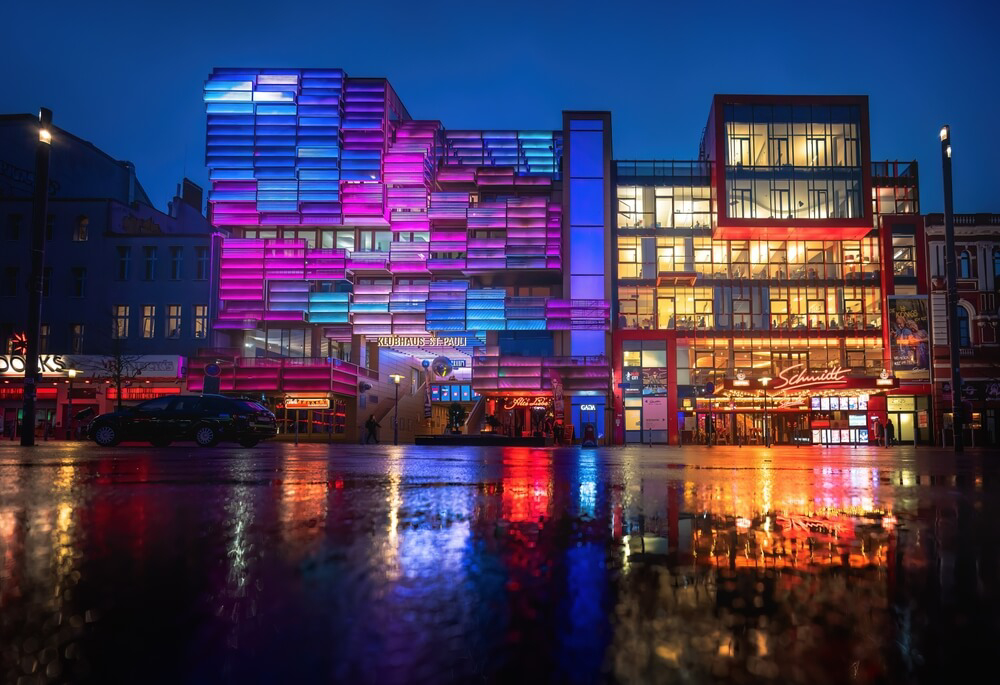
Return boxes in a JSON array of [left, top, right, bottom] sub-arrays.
[[431, 356, 453, 378]]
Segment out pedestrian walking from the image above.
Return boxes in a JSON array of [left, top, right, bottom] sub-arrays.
[[886, 418, 895, 448], [874, 419, 883, 447], [364, 414, 380, 444]]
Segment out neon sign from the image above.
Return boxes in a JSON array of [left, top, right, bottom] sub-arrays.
[[0, 354, 66, 376], [502, 396, 552, 410], [285, 397, 331, 410], [772, 364, 848, 393], [376, 335, 468, 347]]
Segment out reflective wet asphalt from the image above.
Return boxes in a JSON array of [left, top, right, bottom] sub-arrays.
[[1, 442, 997, 684]]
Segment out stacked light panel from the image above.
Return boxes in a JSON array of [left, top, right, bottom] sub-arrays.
[[441, 131, 561, 179], [205, 68, 345, 226], [466, 289, 506, 331], [308, 292, 350, 324], [351, 281, 392, 335], [425, 281, 468, 332], [390, 283, 430, 334]]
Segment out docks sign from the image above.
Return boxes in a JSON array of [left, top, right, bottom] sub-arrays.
[[0, 354, 66, 376]]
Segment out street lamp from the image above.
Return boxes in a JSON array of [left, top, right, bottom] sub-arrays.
[[759, 375, 772, 448], [940, 124, 963, 453], [65, 369, 78, 440], [20, 108, 53, 447], [390, 373, 404, 445]]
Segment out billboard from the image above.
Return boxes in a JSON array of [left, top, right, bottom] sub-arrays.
[[888, 296, 929, 377]]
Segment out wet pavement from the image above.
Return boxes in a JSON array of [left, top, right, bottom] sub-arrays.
[[0, 442, 997, 684]]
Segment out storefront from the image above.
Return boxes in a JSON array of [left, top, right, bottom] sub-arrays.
[[711, 367, 902, 446], [484, 395, 555, 440], [267, 395, 352, 440]]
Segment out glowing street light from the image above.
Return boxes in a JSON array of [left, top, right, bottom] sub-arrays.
[[939, 124, 963, 452], [65, 369, 78, 440], [759, 375, 772, 448]]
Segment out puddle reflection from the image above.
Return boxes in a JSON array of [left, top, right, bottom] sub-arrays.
[[0, 446, 995, 683]]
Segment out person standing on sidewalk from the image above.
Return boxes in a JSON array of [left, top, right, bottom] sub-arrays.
[[885, 418, 895, 448]]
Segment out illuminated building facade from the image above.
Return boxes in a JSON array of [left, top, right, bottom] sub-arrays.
[[197, 69, 612, 441], [612, 96, 930, 445]]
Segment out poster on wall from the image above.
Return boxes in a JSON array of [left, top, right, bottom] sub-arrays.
[[888, 296, 930, 378], [641, 368, 667, 396], [642, 397, 668, 430], [550, 370, 565, 423]]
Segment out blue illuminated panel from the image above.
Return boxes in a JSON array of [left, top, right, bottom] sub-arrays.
[[565, 116, 610, 356]]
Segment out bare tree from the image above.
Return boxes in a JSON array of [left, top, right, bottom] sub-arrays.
[[77, 310, 154, 412]]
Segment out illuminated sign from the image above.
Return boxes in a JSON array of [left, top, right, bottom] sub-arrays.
[[848, 414, 867, 427], [285, 397, 330, 410], [580, 404, 596, 411], [502, 396, 552, 410], [876, 369, 894, 386], [772, 364, 849, 393], [377, 336, 468, 347], [0, 354, 66, 376], [732, 370, 750, 387]]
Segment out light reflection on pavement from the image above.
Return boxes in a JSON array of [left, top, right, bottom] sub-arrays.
[[0, 443, 996, 683]]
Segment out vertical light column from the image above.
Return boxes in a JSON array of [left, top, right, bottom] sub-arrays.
[[562, 113, 612, 357]]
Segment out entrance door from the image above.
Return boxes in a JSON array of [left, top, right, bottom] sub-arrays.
[[889, 412, 915, 445]]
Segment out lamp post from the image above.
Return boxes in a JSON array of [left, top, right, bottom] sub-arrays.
[[940, 125, 963, 453], [390, 373, 403, 445], [20, 108, 53, 447], [65, 369, 78, 440], [759, 375, 772, 448]]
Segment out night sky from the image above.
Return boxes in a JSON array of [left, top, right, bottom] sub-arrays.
[[4, 0, 996, 214]]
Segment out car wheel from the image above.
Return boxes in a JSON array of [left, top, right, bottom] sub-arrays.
[[150, 439, 171, 448], [238, 438, 260, 448], [93, 424, 120, 447], [194, 425, 219, 447]]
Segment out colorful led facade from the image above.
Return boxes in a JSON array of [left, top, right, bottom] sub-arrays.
[[202, 68, 612, 441]]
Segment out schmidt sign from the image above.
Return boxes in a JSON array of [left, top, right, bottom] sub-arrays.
[[0, 354, 67, 375]]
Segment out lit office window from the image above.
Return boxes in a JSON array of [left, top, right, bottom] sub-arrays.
[[113, 305, 130, 339], [167, 305, 181, 338], [193, 305, 208, 338], [142, 305, 156, 338]]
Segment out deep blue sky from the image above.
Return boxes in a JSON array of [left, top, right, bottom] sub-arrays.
[[4, 0, 996, 213]]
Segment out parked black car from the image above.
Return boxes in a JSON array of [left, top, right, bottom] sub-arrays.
[[87, 395, 277, 447]]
